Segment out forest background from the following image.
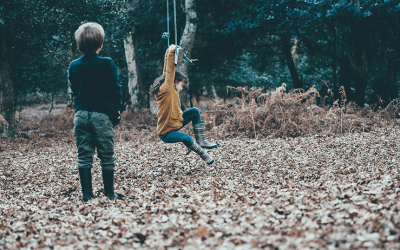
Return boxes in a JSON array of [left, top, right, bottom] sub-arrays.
[[0, 0, 400, 138], [1, 1, 400, 248]]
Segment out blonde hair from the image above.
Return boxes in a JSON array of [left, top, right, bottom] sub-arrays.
[[74, 22, 105, 55]]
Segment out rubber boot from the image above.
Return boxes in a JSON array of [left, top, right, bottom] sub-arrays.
[[188, 141, 214, 165], [102, 169, 122, 200], [78, 168, 94, 202], [193, 122, 218, 149]]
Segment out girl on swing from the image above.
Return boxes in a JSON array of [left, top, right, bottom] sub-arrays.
[[150, 45, 217, 165]]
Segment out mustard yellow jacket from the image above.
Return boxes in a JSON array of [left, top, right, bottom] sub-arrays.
[[156, 47, 183, 135]]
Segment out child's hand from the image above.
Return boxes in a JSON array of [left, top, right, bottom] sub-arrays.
[[168, 44, 180, 52]]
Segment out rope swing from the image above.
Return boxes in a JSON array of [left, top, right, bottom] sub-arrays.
[[162, 0, 194, 65], [161, 0, 170, 43]]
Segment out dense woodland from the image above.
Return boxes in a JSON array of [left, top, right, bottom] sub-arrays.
[[1, 0, 400, 137], [1, 1, 400, 249]]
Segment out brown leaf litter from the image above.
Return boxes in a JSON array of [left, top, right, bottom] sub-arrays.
[[1, 126, 400, 249]]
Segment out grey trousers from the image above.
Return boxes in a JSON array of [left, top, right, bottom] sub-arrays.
[[74, 110, 116, 170]]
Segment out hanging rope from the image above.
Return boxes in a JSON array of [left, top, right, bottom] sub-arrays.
[[173, 0, 178, 53], [174, 0, 181, 64], [162, 0, 178, 48], [162, 0, 170, 45], [162, 0, 195, 64]]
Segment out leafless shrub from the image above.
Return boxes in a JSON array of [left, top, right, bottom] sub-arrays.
[[18, 108, 75, 138], [118, 107, 157, 130], [115, 107, 158, 142], [1, 87, 399, 148], [0, 115, 8, 128], [0, 109, 75, 151], [0, 107, 158, 150], [201, 84, 399, 139], [380, 98, 400, 120]]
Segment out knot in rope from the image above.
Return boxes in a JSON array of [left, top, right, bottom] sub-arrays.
[[162, 32, 170, 40]]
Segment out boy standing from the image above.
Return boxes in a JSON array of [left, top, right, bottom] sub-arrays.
[[69, 22, 122, 201]]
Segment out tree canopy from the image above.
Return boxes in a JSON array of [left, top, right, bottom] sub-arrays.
[[1, 0, 399, 109]]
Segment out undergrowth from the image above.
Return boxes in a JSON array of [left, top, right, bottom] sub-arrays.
[[0, 84, 399, 151], [202, 84, 399, 138]]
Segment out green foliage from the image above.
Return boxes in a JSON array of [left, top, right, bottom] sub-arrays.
[[220, 0, 400, 105], [1, 0, 399, 108], [1, 0, 129, 102]]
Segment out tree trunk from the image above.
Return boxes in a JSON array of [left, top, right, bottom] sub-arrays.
[[66, 68, 74, 108], [354, 73, 367, 107], [177, 0, 198, 109], [211, 85, 219, 100], [291, 37, 298, 68], [1, 25, 16, 138], [390, 64, 398, 101], [124, 35, 147, 110], [125, 0, 146, 110], [49, 92, 54, 114], [346, 2, 372, 107], [345, 24, 370, 107], [281, 35, 302, 89], [392, 15, 400, 100], [347, 50, 372, 107], [340, 57, 352, 101], [332, 28, 338, 93], [382, 43, 399, 104]]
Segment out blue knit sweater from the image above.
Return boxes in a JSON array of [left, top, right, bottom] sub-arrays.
[[68, 54, 122, 126]]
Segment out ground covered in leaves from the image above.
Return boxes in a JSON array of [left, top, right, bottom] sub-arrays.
[[1, 126, 400, 249]]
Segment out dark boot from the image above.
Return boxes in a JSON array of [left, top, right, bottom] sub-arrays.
[[193, 122, 218, 149], [102, 169, 122, 200], [78, 168, 94, 202]]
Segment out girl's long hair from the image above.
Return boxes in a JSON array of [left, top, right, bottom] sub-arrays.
[[149, 70, 188, 95]]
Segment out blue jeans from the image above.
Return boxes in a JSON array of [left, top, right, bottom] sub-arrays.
[[159, 107, 202, 147]]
